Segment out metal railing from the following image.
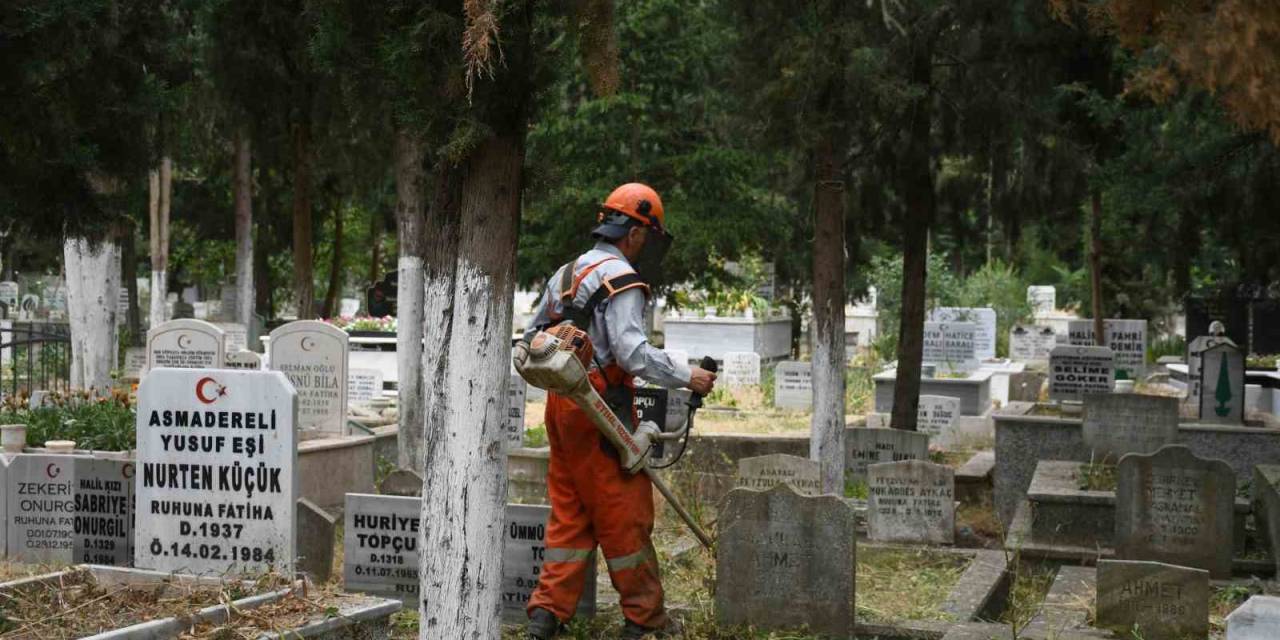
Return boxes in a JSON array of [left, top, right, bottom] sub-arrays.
[[0, 320, 71, 400]]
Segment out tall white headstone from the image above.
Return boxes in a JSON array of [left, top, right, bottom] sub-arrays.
[[922, 322, 978, 373], [342, 493, 421, 603], [74, 455, 134, 565], [134, 368, 298, 576], [269, 320, 350, 436], [723, 352, 761, 387], [6, 453, 79, 564], [1049, 345, 1115, 402], [1027, 286, 1056, 315], [930, 308, 997, 361], [146, 319, 227, 370], [1009, 324, 1056, 364], [347, 368, 383, 405], [773, 361, 812, 409], [501, 504, 595, 624], [1068, 319, 1147, 378]]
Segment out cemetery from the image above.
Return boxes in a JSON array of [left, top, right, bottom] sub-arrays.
[[8, 2, 1280, 639]]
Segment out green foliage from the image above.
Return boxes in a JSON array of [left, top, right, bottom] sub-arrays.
[[954, 260, 1033, 357], [865, 250, 961, 359], [0, 397, 135, 452], [1149, 335, 1186, 363]]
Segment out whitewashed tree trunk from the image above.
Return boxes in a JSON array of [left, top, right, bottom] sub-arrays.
[[810, 139, 847, 494], [148, 158, 172, 328], [419, 134, 519, 639], [64, 237, 120, 393], [234, 129, 255, 328], [393, 131, 427, 472]]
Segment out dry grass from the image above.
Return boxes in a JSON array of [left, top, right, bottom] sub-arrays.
[[855, 547, 968, 624], [1077, 462, 1117, 492], [182, 583, 374, 639], [997, 561, 1056, 629]]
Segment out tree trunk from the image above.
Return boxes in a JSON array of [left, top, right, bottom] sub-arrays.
[[368, 209, 383, 288], [122, 222, 141, 345], [254, 220, 271, 319], [292, 123, 315, 319], [65, 235, 120, 393], [419, 131, 520, 640], [1089, 188, 1105, 346], [416, 161, 463, 476], [148, 159, 171, 329], [234, 128, 255, 332], [393, 131, 428, 472], [322, 207, 344, 318], [810, 138, 846, 494], [889, 26, 939, 432]]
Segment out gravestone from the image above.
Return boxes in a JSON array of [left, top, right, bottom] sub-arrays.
[[773, 361, 812, 410], [506, 375, 527, 450], [1187, 334, 1235, 409], [1251, 465, 1280, 576], [18, 294, 38, 320], [735, 454, 821, 495], [1068, 319, 1147, 378], [846, 428, 930, 479], [73, 455, 134, 566], [1048, 345, 1115, 402], [134, 369, 298, 576], [722, 352, 761, 387], [146, 319, 227, 370], [917, 395, 961, 442], [342, 493, 420, 603], [1095, 559, 1208, 640], [122, 347, 148, 381], [224, 350, 263, 371], [348, 368, 383, 405], [0, 282, 17, 315], [501, 503, 596, 624], [1226, 594, 1280, 640], [214, 323, 249, 353], [922, 322, 978, 373], [867, 460, 955, 545], [715, 484, 856, 638], [929, 308, 997, 361], [1082, 394, 1179, 461], [1197, 341, 1244, 424], [296, 498, 336, 583], [6, 453, 78, 564], [1027, 286, 1056, 315], [1115, 445, 1235, 578], [1008, 371, 1046, 402], [380, 469, 423, 497], [269, 320, 350, 436], [1009, 325, 1056, 364]]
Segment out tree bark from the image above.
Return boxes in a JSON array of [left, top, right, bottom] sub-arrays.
[[368, 209, 383, 289], [1089, 188, 1106, 346], [393, 131, 428, 472], [292, 122, 315, 319], [148, 159, 171, 329], [810, 138, 846, 494], [419, 131, 520, 640], [233, 128, 255, 331], [122, 221, 141, 345], [322, 207, 344, 318], [65, 234, 120, 394], [889, 23, 940, 432]]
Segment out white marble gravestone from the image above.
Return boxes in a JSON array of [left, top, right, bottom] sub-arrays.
[[213, 322, 249, 353], [342, 493, 421, 603], [501, 503, 596, 624], [146, 319, 227, 370], [6, 453, 79, 564], [269, 320, 349, 435], [722, 352, 761, 387], [224, 350, 263, 371], [867, 459, 955, 545], [930, 308, 997, 361], [134, 368, 298, 576], [73, 455, 134, 565], [1226, 595, 1280, 640], [1048, 345, 1115, 402], [1027, 286, 1056, 315], [347, 368, 383, 405], [1009, 325, 1056, 364], [772, 361, 812, 409], [922, 322, 978, 373], [1068, 319, 1147, 378], [1198, 341, 1244, 424], [916, 395, 961, 443], [122, 347, 148, 381]]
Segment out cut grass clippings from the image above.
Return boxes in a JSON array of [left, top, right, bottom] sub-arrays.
[[996, 561, 1056, 630], [855, 547, 968, 624]]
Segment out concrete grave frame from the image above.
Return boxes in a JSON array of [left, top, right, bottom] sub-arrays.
[[662, 314, 791, 363], [874, 368, 994, 416]]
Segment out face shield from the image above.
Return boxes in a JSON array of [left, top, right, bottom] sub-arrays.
[[633, 224, 674, 287]]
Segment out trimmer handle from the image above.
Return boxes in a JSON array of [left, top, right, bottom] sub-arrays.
[[687, 356, 718, 411]]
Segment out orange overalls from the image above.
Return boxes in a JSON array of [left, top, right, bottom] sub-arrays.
[[526, 262, 669, 629]]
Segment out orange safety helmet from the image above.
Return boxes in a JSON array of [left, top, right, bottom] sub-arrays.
[[600, 183, 665, 229]]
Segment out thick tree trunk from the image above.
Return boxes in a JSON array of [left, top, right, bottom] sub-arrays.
[[322, 208, 344, 318], [1089, 188, 1105, 346], [810, 138, 846, 494], [148, 159, 171, 329], [292, 123, 315, 319], [233, 129, 255, 330], [122, 222, 141, 345], [889, 28, 939, 432], [393, 131, 428, 472], [418, 134, 521, 640], [65, 236, 120, 393], [415, 162, 463, 475]]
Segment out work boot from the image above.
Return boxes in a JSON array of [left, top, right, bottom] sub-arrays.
[[526, 608, 561, 640], [620, 617, 683, 639]]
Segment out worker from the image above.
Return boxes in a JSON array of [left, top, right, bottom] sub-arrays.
[[524, 183, 717, 640]]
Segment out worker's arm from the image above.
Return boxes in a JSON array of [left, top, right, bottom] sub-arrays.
[[523, 267, 564, 341], [604, 288, 693, 389]]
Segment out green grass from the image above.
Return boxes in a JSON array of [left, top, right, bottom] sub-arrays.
[[0, 392, 135, 451]]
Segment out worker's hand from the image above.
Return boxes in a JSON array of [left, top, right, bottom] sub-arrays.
[[688, 367, 717, 396]]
